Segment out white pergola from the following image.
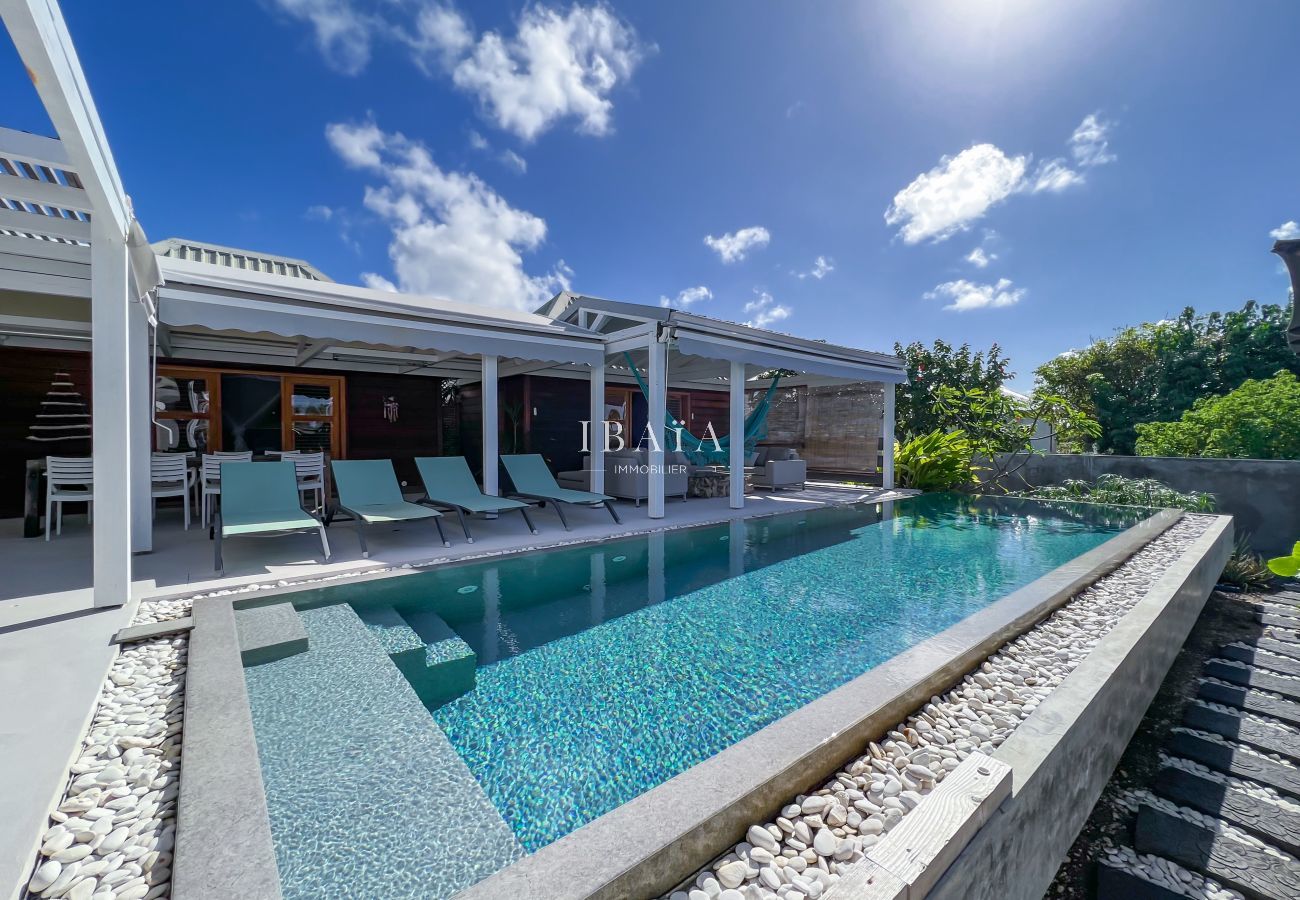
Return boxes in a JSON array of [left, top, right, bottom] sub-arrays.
[[1, 0, 905, 610]]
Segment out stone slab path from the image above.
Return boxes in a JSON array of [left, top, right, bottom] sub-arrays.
[[1097, 589, 1300, 898]]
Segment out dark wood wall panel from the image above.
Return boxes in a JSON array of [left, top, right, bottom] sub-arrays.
[[0, 347, 93, 518], [344, 372, 442, 488]]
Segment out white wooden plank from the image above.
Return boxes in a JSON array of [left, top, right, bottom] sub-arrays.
[[0, 232, 90, 262], [729, 359, 745, 509], [0, 171, 92, 211], [861, 752, 1011, 897], [0, 125, 72, 170], [826, 857, 908, 900], [0, 204, 90, 241]]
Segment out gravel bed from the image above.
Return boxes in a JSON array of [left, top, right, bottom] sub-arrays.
[[664, 515, 1212, 900]]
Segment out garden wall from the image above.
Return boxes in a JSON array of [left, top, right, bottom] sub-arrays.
[[994, 452, 1300, 555]]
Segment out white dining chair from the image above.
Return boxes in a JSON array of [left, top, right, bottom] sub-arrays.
[[45, 456, 94, 541], [151, 453, 195, 530], [201, 452, 252, 526], [291, 452, 326, 512]]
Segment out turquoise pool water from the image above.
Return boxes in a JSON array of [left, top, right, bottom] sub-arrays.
[[245, 493, 1148, 896]]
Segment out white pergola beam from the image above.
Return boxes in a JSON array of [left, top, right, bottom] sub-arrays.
[[646, 329, 666, 519], [293, 338, 329, 366], [0, 124, 71, 169], [589, 359, 605, 495], [0, 172, 91, 211], [0, 205, 90, 241], [882, 382, 895, 490], [481, 355, 498, 496], [89, 223, 132, 604], [0, 0, 131, 235], [729, 360, 745, 509]]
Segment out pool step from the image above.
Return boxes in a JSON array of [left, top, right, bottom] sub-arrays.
[[355, 604, 478, 709], [235, 601, 309, 665]]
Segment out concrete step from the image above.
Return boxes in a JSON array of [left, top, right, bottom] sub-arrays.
[[1094, 862, 1191, 900], [1199, 681, 1300, 729], [355, 603, 429, 682], [1168, 729, 1300, 800], [234, 601, 309, 665], [1154, 765, 1300, 857], [399, 607, 477, 709], [1220, 644, 1300, 677], [1134, 802, 1299, 900], [1204, 659, 1300, 701], [1183, 701, 1300, 760]]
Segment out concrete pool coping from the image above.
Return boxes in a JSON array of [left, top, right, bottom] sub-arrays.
[[169, 502, 1185, 900]]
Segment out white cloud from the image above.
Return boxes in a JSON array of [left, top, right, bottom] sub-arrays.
[[499, 149, 527, 173], [887, 113, 1118, 242], [1070, 113, 1116, 167], [268, 0, 377, 75], [884, 144, 1028, 244], [467, 129, 490, 151], [305, 204, 335, 221], [326, 120, 571, 311], [704, 226, 771, 263], [965, 247, 996, 268], [795, 255, 834, 280], [1271, 220, 1300, 240], [785, 100, 805, 119], [925, 277, 1026, 312], [744, 290, 791, 329], [1030, 158, 1084, 194], [659, 285, 712, 309], [362, 273, 398, 292], [418, 3, 648, 141]]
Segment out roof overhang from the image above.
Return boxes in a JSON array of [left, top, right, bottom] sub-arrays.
[[155, 257, 607, 367]]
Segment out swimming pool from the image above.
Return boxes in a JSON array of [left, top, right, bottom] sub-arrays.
[[243, 493, 1151, 897]]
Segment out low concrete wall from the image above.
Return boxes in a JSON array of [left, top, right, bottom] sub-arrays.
[[996, 453, 1299, 555], [927, 515, 1233, 900]]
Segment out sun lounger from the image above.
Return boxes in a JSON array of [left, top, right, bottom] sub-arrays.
[[414, 456, 537, 543], [213, 461, 329, 573], [500, 453, 620, 530], [332, 459, 449, 557]]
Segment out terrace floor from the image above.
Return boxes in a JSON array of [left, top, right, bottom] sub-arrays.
[[0, 481, 912, 900]]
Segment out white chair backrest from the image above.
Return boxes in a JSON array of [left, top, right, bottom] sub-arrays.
[[151, 454, 189, 483], [202, 452, 252, 481], [268, 450, 301, 458], [292, 452, 325, 479], [47, 456, 93, 486]]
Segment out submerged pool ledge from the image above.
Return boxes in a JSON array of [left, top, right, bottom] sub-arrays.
[[455, 507, 1186, 900]]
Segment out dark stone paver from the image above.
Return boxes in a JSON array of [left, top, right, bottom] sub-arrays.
[[1154, 765, 1300, 857], [1255, 637, 1300, 661], [1199, 681, 1300, 728], [1183, 703, 1300, 759], [1095, 863, 1189, 900], [1262, 613, 1300, 629], [1134, 802, 1300, 900], [1167, 730, 1300, 800], [1204, 659, 1300, 701], [1220, 644, 1300, 677]]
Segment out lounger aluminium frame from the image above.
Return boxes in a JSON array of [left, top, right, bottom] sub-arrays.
[[213, 461, 330, 574], [500, 453, 621, 531], [414, 456, 538, 543], [331, 459, 450, 557]]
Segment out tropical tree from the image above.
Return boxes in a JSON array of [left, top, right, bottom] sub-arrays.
[[1035, 299, 1300, 454], [893, 340, 1011, 438], [1134, 370, 1300, 459]]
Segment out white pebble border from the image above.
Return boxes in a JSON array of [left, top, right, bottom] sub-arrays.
[[1158, 752, 1300, 812], [664, 515, 1212, 900], [23, 607, 189, 900], [1100, 844, 1243, 900]]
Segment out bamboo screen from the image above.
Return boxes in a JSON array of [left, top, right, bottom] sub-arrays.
[[749, 381, 886, 475]]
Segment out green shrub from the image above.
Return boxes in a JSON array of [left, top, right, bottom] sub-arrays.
[[1134, 370, 1300, 459], [1219, 535, 1273, 589], [895, 429, 974, 491], [1268, 542, 1300, 578], [1013, 474, 1216, 512]]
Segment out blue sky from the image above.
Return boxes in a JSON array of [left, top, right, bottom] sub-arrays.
[[4, 0, 1297, 389]]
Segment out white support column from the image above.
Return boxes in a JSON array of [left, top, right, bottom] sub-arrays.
[[128, 301, 152, 552], [481, 355, 498, 496], [646, 330, 667, 519], [589, 358, 605, 495], [882, 382, 896, 490], [90, 226, 133, 607], [729, 360, 746, 509]]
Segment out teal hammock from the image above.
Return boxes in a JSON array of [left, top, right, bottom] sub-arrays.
[[622, 352, 782, 465]]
